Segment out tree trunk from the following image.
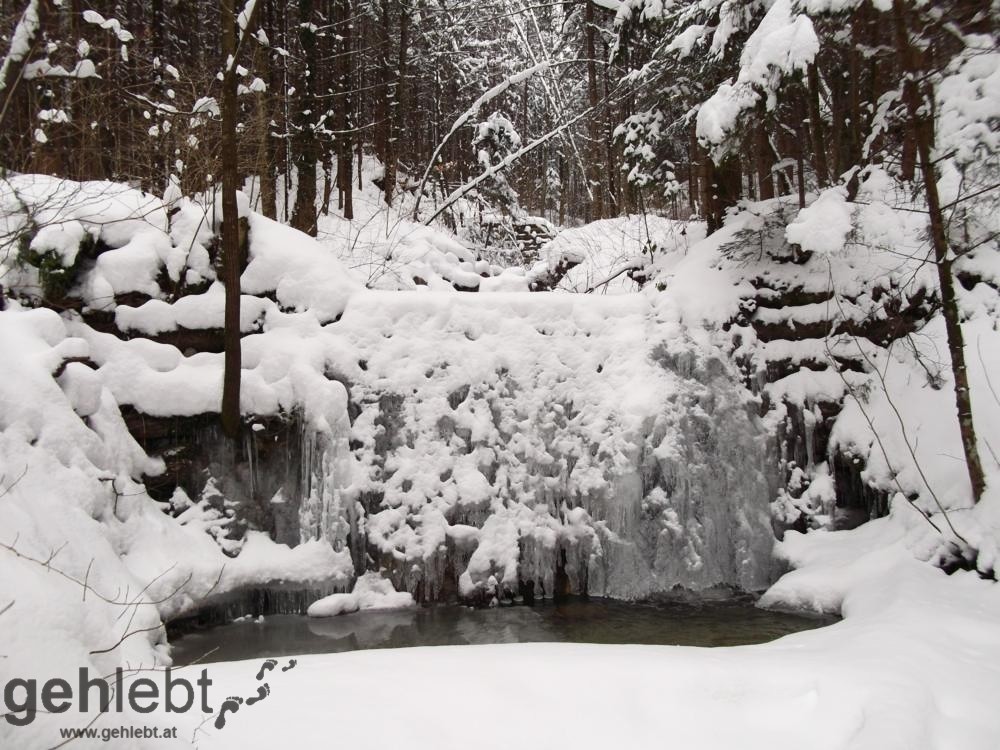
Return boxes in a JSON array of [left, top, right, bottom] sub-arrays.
[[602, 41, 620, 216], [258, 0, 277, 219], [796, 124, 807, 209], [321, 153, 333, 215], [688, 124, 699, 215], [893, 0, 986, 503], [584, 0, 604, 220], [290, 0, 319, 235], [376, 0, 393, 203], [702, 153, 741, 234], [220, 0, 242, 440], [756, 121, 775, 200], [382, 0, 409, 207], [806, 64, 831, 187], [337, 0, 354, 219]]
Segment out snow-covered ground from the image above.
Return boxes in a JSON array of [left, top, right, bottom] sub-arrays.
[[170, 524, 1000, 749], [5, 505, 998, 748], [311, 161, 492, 291], [538, 214, 707, 294], [283, 159, 700, 296]]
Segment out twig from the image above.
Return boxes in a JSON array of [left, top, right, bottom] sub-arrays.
[[89, 623, 166, 656], [0, 465, 28, 499]]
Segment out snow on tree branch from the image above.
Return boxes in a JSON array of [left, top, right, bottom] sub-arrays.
[[424, 104, 598, 226], [413, 61, 554, 217], [696, 0, 818, 152], [0, 0, 41, 93], [81, 10, 135, 42]]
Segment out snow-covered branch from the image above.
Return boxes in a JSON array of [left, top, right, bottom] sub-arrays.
[[413, 61, 553, 217], [0, 0, 41, 94], [423, 104, 598, 226]]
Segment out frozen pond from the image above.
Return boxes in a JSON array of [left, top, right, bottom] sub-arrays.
[[170, 596, 836, 664]]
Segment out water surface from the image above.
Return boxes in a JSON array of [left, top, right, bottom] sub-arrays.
[[171, 596, 836, 664]]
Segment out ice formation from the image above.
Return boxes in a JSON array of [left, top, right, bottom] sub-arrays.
[[7, 162, 991, 622], [0, 174, 780, 617]]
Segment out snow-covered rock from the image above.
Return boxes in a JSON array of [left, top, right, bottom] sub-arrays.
[[307, 572, 415, 617]]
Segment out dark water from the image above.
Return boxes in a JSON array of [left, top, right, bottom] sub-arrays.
[[170, 596, 836, 665]]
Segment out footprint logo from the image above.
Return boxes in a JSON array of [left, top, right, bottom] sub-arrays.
[[214, 696, 243, 730], [246, 684, 271, 706], [214, 657, 299, 730], [255, 659, 278, 681]]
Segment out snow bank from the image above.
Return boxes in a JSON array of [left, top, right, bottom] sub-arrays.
[[4, 166, 1000, 747], [0, 174, 167, 249], [0, 305, 344, 748], [785, 187, 853, 254], [243, 213, 361, 320], [185, 551, 1000, 750], [531, 215, 705, 294], [116, 283, 271, 335], [4, 172, 779, 621]]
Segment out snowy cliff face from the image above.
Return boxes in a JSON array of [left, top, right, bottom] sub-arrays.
[[144, 289, 779, 604], [0, 175, 782, 613], [653, 174, 1000, 583], [330, 292, 778, 601], [5, 169, 996, 621]]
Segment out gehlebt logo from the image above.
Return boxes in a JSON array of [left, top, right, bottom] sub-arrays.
[[1, 657, 297, 731]]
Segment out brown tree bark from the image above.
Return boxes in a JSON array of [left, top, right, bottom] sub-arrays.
[[806, 64, 831, 187], [584, 0, 604, 220], [257, 0, 278, 219], [701, 153, 741, 234], [688, 124, 699, 215], [373, 0, 390, 200], [382, 0, 410, 207], [321, 153, 333, 215], [290, 0, 319, 235], [220, 0, 243, 440], [756, 121, 775, 200], [336, 0, 354, 219]]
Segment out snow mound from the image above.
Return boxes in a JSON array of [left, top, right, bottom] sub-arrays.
[[307, 572, 416, 617], [785, 187, 853, 254], [1, 174, 167, 250], [534, 215, 706, 294], [0, 303, 352, 746]]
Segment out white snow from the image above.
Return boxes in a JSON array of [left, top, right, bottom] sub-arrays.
[[785, 187, 854, 254], [116, 283, 271, 335], [2, 164, 1000, 749], [306, 572, 415, 616], [697, 0, 819, 148], [1, 175, 168, 249], [178, 542, 1000, 750], [535, 215, 706, 294]]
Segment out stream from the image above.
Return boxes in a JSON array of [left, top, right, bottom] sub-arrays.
[[170, 595, 836, 664]]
